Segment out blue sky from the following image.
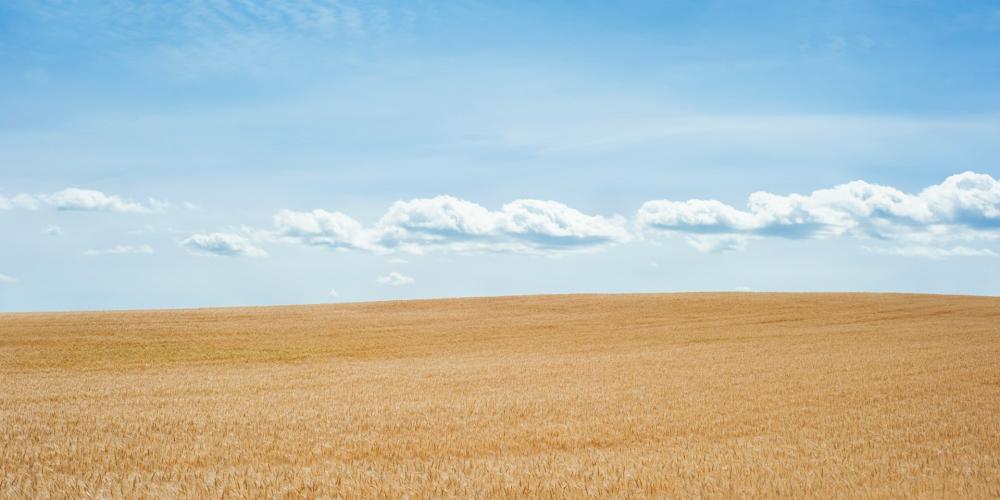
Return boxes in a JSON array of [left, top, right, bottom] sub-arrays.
[[1, 0, 999, 311]]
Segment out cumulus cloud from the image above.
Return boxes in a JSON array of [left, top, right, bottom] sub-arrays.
[[638, 171, 1000, 254], [182, 172, 998, 259], [376, 271, 414, 286], [498, 199, 631, 248], [328, 288, 340, 297], [181, 232, 268, 257], [0, 273, 17, 284], [42, 224, 62, 236], [84, 244, 155, 256], [274, 195, 630, 256], [920, 172, 1000, 229], [1, 188, 160, 213], [272, 209, 370, 250], [381, 196, 495, 236]]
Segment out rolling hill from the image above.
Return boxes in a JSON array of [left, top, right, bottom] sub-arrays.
[[2, 293, 999, 497]]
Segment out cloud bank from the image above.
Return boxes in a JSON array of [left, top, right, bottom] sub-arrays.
[[637, 171, 1000, 255], [271, 196, 630, 255], [180, 172, 999, 260]]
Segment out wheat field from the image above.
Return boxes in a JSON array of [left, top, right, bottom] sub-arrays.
[[1, 293, 999, 498]]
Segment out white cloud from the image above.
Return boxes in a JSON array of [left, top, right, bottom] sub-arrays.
[[1, 188, 160, 213], [388, 257, 409, 264], [273, 209, 370, 250], [373, 196, 629, 255], [498, 199, 631, 248], [184, 172, 999, 260], [639, 199, 759, 233], [919, 171, 1000, 227], [376, 271, 414, 286], [42, 188, 153, 213], [84, 244, 155, 256], [42, 224, 62, 236], [372, 196, 497, 253], [181, 233, 267, 257], [11, 194, 41, 210], [328, 288, 340, 297], [0, 273, 17, 284], [379, 196, 497, 237], [638, 171, 1000, 255], [0, 194, 41, 210], [270, 195, 629, 256]]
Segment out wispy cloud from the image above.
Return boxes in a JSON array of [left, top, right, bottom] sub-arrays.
[[376, 271, 414, 286], [28, 0, 411, 78], [865, 245, 997, 260], [0, 193, 41, 210], [0, 273, 17, 284], [1, 188, 161, 214], [181, 232, 267, 257], [44, 189, 158, 213], [494, 114, 1000, 156], [22, 0, 390, 42], [84, 244, 154, 256], [684, 234, 749, 253]]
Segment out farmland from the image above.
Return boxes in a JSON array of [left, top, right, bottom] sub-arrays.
[[2, 293, 999, 497]]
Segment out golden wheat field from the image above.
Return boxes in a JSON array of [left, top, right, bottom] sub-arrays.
[[1, 293, 999, 498]]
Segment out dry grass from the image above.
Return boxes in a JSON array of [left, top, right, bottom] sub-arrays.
[[1, 293, 999, 498]]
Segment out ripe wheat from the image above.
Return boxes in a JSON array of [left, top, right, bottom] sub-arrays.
[[1, 293, 999, 497]]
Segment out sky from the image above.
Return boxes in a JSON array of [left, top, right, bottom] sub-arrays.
[[1, 0, 999, 312]]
